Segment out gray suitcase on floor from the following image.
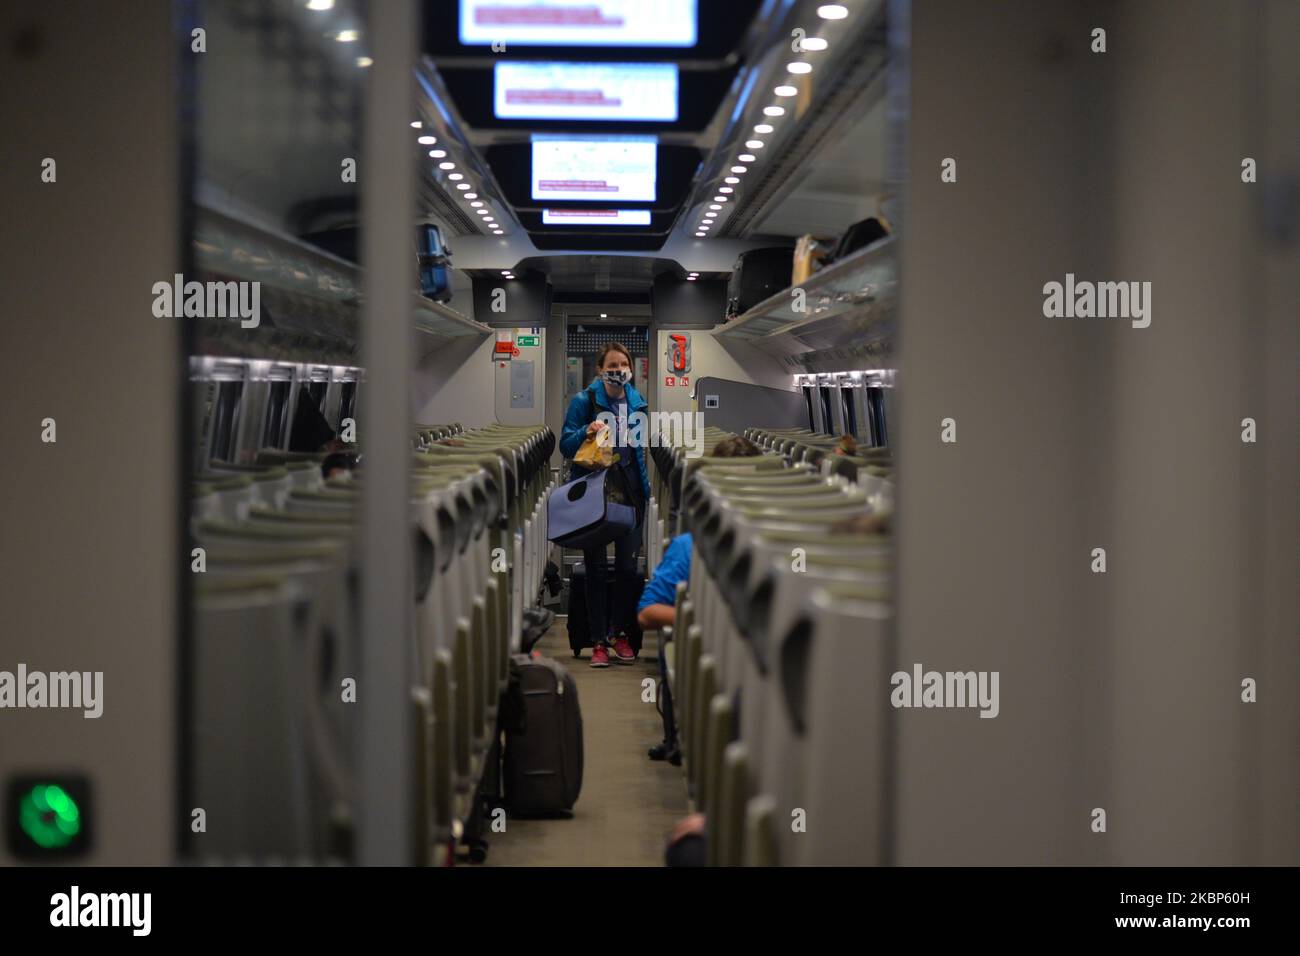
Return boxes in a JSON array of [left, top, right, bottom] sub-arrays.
[[504, 654, 584, 816]]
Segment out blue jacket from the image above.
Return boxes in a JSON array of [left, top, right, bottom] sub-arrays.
[[560, 378, 652, 501], [638, 533, 693, 613]]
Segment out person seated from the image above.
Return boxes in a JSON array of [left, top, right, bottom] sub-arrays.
[[711, 434, 762, 459], [289, 388, 345, 454], [636, 531, 693, 632], [665, 812, 707, 867], [636, 435, 761, 631], [830, 510, 892, 536], [833, 434, 858, 456], [637, 530, 691, 765], [320, 451, 358, 482], [639, 435, 761, 763]]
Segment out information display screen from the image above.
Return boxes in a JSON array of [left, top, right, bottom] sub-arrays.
[[495, 62, 678, 121], [531, 134, 657, 202], [460, 0, 697, 47], [541, 209, 652, 226]]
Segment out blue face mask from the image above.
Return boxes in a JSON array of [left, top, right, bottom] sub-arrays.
[[603, 368, 632, 386]]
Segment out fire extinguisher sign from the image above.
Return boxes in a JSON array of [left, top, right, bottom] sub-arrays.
[[665, 376, 676, 387]]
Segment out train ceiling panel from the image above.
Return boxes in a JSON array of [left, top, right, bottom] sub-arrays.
[[412, 0, 770, 254]]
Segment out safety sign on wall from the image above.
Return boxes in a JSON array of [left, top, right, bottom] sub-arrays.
[[666, 332, 691, 376]]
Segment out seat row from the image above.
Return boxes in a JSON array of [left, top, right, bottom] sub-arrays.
[[646, 426, 738, 570], [665, 443, 894, 865], [745, 426, 895, 519], [187, 423, 555, 863]]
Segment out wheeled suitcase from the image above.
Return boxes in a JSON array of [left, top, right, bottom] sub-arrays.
[[566, 559, 645, 658], [725, 246, 794, 318], [503, 654, 584, 817]]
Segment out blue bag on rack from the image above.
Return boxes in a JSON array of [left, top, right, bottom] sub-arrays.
[[547, 465, 638, 550]]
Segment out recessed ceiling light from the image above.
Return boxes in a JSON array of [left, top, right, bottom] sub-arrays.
[[456, 183, 471, 190], [356, 56, 373, 68], [410, 120, 422, 129], [688, 272, 699, 277], [492, 229, 503, 235], [686, 276, 696, 281], [817, 4, 849, 20], [724, 176, 740, 184], [713, 196, 728, 202], [731, 165, 747, 174], [745, 141, 764, 149], [709, 203, 722, 210], [704, 212, 717, 218], [763, 105, 785, 117], [719, 187, 733, 194], [600, 313, 607, 318], [335, 29, 359, 42], [774, 85, 797, 97], [429, 149, 446, 158], [470, 201, 483, 208], [483, 217, 494, 222], [477, 209, 490, 215], [754, 124, 774, 134], [417, 135, 436, 145], [801, 37, 829, 51], [787, 62, 812, 74], [695, 232, 706, 237], [501, 270, 511, 275], [438, 162, 455, 170], [308, 0, 335, 9], [464, 192, 478, 199], [448, 172, 463, 180], [738, 154, 756, 162]]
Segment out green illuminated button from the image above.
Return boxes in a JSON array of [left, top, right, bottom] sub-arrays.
[[7, 775, 91, 858], [20, 784, 82, 848]]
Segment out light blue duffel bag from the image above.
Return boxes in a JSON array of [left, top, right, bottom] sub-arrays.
[[547, 468, 638, 549]]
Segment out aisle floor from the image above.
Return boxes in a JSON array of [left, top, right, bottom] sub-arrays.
[[483, 621, 689, 867]]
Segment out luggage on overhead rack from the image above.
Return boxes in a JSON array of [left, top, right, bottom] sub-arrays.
[[725, 247, 794, 319]]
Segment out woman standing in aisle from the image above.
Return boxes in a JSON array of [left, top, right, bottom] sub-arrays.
[[559, 342, 652, 667]]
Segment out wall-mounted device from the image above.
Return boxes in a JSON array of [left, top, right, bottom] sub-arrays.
[[667, 332, 691, 375]]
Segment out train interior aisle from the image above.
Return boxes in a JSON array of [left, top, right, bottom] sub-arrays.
[[483, 624, 686, 867], [3, 0, 1295, 876], [163, 0, 901, 867]]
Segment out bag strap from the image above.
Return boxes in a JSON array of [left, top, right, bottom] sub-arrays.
[[563, 388, 596, 483]]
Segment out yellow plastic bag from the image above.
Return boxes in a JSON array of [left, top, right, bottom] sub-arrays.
[[574, 434, 615, 469]]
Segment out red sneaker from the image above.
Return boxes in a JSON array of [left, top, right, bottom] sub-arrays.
[[612, 637, 636, 664], [590, 644, 611, 668]]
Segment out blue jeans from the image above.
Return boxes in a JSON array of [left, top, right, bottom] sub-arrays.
[[582, 505, 642, 648]]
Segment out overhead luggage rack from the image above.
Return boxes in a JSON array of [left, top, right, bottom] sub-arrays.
[[411, 293, 491, 339], [192, 203, 490, 361], [715, 237, 897, 364]]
